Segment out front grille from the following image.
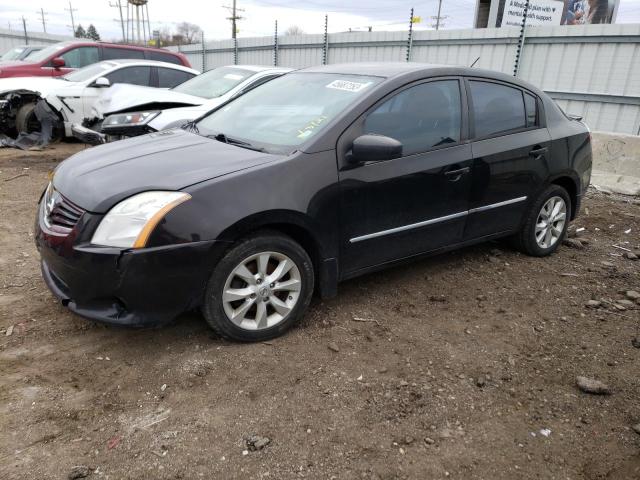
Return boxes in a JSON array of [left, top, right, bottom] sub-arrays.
[[43, 184, 85, 230]]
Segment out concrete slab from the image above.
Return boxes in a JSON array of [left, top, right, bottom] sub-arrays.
[[591, 132, 640, 196]]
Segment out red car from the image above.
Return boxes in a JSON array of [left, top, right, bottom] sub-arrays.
[[0, 41, 191, 78]]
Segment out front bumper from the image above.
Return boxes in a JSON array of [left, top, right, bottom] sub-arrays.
[[36, 203, 227, 327]]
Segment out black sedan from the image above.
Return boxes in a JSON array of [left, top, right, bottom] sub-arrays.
[[36, 63, 592, 341]]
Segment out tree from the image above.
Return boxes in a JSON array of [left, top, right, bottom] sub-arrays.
[[74, 24, 86, 38], [86, 24, 101, 41], [176, 22, 202, 44], [285, 25, 304, 36]]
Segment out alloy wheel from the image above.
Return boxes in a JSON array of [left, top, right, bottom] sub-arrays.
[[221, 251, 302, 330], [535, 196, 567, 249]]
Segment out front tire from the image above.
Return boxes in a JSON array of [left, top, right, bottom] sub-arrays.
[[515, 185, 571, 257], [202, 232, 314, 342]]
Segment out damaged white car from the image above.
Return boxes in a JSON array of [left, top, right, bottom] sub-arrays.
[[76, 65, 291, 144], [0, 59, 197, 146]]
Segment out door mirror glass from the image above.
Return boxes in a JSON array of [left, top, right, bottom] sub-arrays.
[[350, 134, 402, 164], [52, 57, 65, 69], [93, 77, 111, 88]]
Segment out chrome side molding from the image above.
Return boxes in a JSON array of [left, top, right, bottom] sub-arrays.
[[349, 196, 527, 243]]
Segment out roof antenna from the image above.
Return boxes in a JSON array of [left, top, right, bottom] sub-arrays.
[[470, 57, 480, 68]]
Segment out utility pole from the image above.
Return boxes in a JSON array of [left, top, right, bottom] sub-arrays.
[[431, 0, 448, 30], [224, 0, 244, 39], [37, 7, 47, 33], [65, 1, 77, 35], [22, 16, 28, 44], [109, 0, 126, 42]]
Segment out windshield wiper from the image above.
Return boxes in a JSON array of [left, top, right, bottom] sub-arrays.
[[208, 132, 265, 152], [182, 120, 199, 134]]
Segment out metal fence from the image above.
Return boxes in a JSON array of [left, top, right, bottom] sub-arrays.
[[170, 24, 640, 135], [0, 27, 73, 54]]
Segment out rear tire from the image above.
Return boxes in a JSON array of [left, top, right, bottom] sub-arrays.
[[202, 232, 314, 342], [514, 185, 571, 257]]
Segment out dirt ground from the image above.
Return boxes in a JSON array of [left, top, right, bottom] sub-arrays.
[[0, 143, 639, 480]]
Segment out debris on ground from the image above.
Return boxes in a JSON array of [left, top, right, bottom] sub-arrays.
[[585, 300, 602, 308], [245, 435, 271, 451], [576, 376, 612, 395], [327, 342, 340, 352], [626, 291, 640, 302], [68, 465, 91, 479], [563, 238, 585, 249], [5, 324, 14, 336]]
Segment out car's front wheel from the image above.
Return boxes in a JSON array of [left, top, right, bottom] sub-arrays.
[[515, 185, 571, 257], [202, 232, 314, 342]]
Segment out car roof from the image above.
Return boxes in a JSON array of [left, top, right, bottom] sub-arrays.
[[298, 62, 543, 95], [218, 64, 293, 74], [45, 40, 183, 54], [97, 59, 197, 73]]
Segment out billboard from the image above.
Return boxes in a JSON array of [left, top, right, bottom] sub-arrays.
[[474, 0, 620, 28]]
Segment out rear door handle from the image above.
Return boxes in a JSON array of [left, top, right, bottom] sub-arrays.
[[444, 166, 470, 181], [529, 146, 548, 157]]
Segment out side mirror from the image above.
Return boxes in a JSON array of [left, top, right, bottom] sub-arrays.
[[93, 77, 111, 88], [350, 134, 403, 164], [52, 57, 65, 69]]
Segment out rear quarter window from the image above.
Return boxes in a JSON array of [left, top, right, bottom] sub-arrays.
[[148, 51, 182, 65], [469, 80, 526, 138], [157, 68, 195, 88], [103, 47, 145, 60]]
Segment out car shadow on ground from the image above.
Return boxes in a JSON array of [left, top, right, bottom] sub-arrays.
[[79, 238, 513, 347]]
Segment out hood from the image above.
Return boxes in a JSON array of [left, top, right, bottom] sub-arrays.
[[94, 83, 205, 118], [53, 129, 281, 213], [147, 103, 220, 130], [0, 76, 65, 96]]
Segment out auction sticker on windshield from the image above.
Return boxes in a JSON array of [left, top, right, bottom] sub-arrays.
[[325, 79, 372, 92]]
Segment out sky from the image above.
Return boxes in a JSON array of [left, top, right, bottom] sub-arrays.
[[1, 0, 640, 42]]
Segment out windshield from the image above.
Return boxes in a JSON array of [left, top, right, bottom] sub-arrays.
[[1, 47, 27, 61], [23, 43, 67, 63], [63, 62, 114, 82], [173, 67, 254, 99], [196, 73, 383, 154]]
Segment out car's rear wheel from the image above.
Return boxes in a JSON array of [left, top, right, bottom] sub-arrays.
[[515, 185, 571, 257], [202, 232, 314, 342]]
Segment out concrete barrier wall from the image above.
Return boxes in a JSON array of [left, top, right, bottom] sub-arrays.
[[591, 131, 640, 195]]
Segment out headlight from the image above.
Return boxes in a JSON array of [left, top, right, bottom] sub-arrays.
[[91, 191, 191, 248], [103, 110, 160, 127]]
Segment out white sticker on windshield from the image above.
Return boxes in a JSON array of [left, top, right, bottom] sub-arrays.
[[224, 73, 244, 80], [325, 80, 372, 92]]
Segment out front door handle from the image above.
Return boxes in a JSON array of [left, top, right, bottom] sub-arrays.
[[529, 146, 548, 157], [444, 166, 470, 181]]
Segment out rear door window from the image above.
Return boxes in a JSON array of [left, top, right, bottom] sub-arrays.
[[469, 80, 526, 138], [103, 47, 145, 60], [157, 68, 195, 88], [364, 79, 462, 156], [59, 46, 99, 68], [105, 66, 153, 86]]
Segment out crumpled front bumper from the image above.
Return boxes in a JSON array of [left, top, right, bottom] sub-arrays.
[[35, 203, 227, 327]]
